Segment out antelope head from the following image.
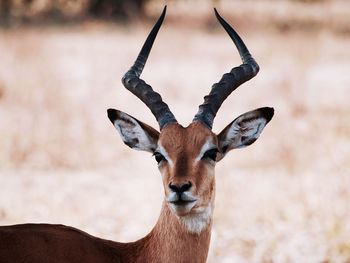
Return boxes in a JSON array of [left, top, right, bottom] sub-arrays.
[[107, 7, 274, 234]]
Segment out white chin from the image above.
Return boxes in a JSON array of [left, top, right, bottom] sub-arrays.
[[169, 202, 197, 216], [179, 206, 213, 234]]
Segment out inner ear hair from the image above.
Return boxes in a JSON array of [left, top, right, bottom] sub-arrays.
[[217, 107, 274, 157], [107, 109, 159, 153]]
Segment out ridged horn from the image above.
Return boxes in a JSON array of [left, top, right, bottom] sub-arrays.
[[122, 6, 177, 130], [193, 8, 260, 129]]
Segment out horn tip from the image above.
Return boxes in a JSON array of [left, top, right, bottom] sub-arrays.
[[213, 7, 220, 18]]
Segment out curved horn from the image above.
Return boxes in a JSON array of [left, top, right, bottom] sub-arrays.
[[193, 8, 260, 129], [122, 6, 177, 130]]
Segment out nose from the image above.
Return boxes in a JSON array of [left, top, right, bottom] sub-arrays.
[[169, 182, 192, 193]]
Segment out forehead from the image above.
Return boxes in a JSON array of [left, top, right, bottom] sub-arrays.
[[159, 122, 217, 157]]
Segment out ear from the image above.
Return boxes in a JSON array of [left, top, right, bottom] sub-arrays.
[[217, 107, 274, 160], [107, 109, 159, 153]]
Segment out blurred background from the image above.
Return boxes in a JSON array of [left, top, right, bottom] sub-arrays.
[[0, 0, 349, 262]]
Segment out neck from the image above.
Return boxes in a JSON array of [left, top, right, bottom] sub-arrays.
[[126, 201, 212, 263]]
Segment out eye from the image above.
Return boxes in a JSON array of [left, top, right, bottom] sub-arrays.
[[153, 152, 166, 164], [202, 148, 218, 162]]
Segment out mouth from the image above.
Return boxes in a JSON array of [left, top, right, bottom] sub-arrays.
[[167, 192, 197, 205], [167, 193, 197, 215], [169, 199, 196, 206]]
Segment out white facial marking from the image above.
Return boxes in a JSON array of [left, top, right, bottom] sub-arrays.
[[156, 143, 173, 166], [166, 192, 197, 203], [195, 138, 216, 162], [179, 206, 213, 235], [169, 201, 197, 216]]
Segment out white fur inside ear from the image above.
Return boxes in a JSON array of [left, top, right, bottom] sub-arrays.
[[221, 116, 268, 151], [114, 112, 156, 152], [228, 118, 266, 140]]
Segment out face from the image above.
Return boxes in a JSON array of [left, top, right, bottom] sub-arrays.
[[155, 122, 218, 217], [107, 107, 273, 230]]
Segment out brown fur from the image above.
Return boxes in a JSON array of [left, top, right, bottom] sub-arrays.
[[0, 202, 211, 263], [0, 110, 272, 262], [159, 122, 217, 211], [0, 122, 216, 263]]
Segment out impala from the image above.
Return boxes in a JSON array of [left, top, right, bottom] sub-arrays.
[[0, 6, 274, 263]]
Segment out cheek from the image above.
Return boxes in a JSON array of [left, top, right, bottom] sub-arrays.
[[159, 165, 171, 194], [203, 178, 215, 202], [194, 164, 215, 201]]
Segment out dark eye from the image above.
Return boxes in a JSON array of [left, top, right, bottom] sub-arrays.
[[202, 149, 218, 162], [153, 152, 166, 164]]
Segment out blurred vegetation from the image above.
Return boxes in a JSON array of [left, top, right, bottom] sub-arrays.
[[0, 0, 338, 26], [0, 0, 149, 26], [0, 0, 349, 35]]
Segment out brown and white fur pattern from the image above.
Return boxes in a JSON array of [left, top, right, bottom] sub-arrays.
[[105, 106, 273, 262], [0, 108, 272, 263]]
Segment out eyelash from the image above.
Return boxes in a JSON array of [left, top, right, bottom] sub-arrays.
[[153, 152, 166, 164], [201, 148, 218, 162], [153, 149, 218, 164]]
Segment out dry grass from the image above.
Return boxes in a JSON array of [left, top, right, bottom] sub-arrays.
[[0, 2, 350, 262]]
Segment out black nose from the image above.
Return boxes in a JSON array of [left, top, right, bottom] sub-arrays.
[[169, 182, 192, 193]]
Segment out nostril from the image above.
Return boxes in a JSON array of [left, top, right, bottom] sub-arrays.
[[180, 182, 192, 192], [169, 183, 180, 192], [169, 182, 192, 193]]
